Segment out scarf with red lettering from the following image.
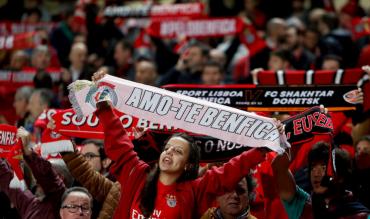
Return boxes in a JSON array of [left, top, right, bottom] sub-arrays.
[[0, 125, 26, 190]]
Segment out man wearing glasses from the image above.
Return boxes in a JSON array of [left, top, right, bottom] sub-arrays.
[[60, 187, 93, 219], [80, 139, 112, 176]]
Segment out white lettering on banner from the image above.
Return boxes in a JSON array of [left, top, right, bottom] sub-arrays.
[[131, 209, 161, 219], [272, 98, 320, 105], [264, 90, 335, 98], [151, 3, 202, 16], [0, 36, 14, 49], [0, 131, 16, 145], [0, 71, 12, 81], [160, 19, 237, 37], [12, 72, 35, 82]]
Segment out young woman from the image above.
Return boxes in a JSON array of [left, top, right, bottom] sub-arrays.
[[92, 71, 284, 219]]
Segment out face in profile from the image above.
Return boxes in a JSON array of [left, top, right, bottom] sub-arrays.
[[60, 191, 92, 219], [159, 137, 190, 178], [217, 178, 249, 218]]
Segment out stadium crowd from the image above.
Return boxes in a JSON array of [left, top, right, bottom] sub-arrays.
[[0, 0, 370, 218]]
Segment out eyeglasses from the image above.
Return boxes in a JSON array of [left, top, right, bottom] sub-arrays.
[[61, 204, 91, 214], [82, 152, 100, 160]]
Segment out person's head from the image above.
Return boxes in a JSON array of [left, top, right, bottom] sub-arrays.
[[140, 132, 200, 217], [49, 159, 74, 188], [209, 49, 226, 69], [23, 7, 42, 23], [268, 49, 293, 71], [13, 86, 34, 117], [69, 43, 87, 69], [216, 175, 255, 218], [80, 139, 111, 174], [183, 42, 209, 72], [285, 25, 304, 50], [355, 135, 370, 169], [60, 187, 93, 219], [10, 50, 29, 70], [31, 45, 51, 70], [158, 133, 200, 181], [27, 89, 52, 119], [134, 59, 158, 86], [308, 142, 330, 194], [266, 18, 287, 42], [322, 55, 342, 71], [303, 27, 320, 52], [317, 12, 339, 35], [201, 61, 224, 85], [114, 40, 133, 67]]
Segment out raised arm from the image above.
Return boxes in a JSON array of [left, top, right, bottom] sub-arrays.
[[92, 70, 148, 179], [271, 151, 296, 201], [17, 128, 65, 199], [0, 159, 39, 218]]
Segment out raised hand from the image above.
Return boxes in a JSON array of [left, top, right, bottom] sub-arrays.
[[16, 127, 32, 156], [92, 69, 108, 83]]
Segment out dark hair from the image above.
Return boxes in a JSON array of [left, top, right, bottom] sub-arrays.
[[81, 139, 106, 160], [270, 49, 294, 64], [117, 40, 134, 55], [320, 12, 339, 31], [308, 141, 330, 170], [203, 60, 224, 74], [323, 54, 343, 68], [25, 7, 42, 20], [139, 132, 200, 217], [61, 187, 93, 207], [32, 88, 53, 107], [187, 40, 210, 58]]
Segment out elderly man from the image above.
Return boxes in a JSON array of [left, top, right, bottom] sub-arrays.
[[60, 187, 93, 219]]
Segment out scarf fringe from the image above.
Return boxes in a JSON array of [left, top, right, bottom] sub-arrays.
[[41, 140, 74, 157], [10, 173, 26, 191], [68, 80, 94, 119]]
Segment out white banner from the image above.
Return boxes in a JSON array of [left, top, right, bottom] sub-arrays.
[[68, 75, 284, 153]]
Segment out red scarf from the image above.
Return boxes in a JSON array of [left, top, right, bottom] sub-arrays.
[[0, 125, 25, 190]]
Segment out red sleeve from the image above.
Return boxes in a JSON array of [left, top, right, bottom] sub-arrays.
[[193, 148, 265, 215], [330, 112, 349, 136], [95, 105, 148, 180]]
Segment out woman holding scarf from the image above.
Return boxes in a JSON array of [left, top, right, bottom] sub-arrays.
[[92, 71, 287, 219]]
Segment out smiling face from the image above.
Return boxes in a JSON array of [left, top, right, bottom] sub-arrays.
[[159, 137, 190, 178], [217, 178, 249, 217]]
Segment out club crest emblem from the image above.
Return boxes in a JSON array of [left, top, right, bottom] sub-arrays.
[[166, 194, 177, 208], [85, 82, 118, 108]]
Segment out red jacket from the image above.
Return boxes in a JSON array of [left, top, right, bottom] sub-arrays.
[[95, 106, 266, 219]]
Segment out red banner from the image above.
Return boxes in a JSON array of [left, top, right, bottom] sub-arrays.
[[104, 3, 205, 18], [147, 17, 244, 38], [0, 32, 41, 50], [0, 22, 56, 35], [53, 109, 178, 140]]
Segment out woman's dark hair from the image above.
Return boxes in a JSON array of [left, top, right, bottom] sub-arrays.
[[139, 132, 200, 217], [308, 141, 330, 171]]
